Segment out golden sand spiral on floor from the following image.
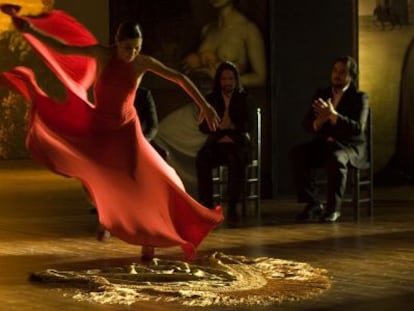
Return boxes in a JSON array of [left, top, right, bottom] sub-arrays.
[[31, 252, 331, 307]]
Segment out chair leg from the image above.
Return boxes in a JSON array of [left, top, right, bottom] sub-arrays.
[[219, 166, 226, 206], [353, 168, 360, 222], [242, 184, 247, 217], [369, 194, 374, 218], [212, 166, 227, 207], [368, 171, 374, 220], [255, 180, 261, 220], [240, 166, 247, 217], [240, 167, 261, 219], [255, 198, 261, 220]]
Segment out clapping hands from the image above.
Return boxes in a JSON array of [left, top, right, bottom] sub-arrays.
[[313, 98, 337, 123]]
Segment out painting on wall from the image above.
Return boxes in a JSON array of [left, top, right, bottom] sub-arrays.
[[108, 0, 269, 94], [359, 0, 414, 184]]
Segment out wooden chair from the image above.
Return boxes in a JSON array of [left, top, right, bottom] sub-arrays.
[[348, 109, 374, 221], [212, 107, 261, 219], [315, 109, 373, 222]]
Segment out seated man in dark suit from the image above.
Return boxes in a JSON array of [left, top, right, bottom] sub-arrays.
[[290, 56, 369, 223], [196, 61, 252, 218]]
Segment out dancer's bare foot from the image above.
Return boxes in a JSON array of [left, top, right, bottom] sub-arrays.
[[141, 246, 155, 261], [96, 224, 111, 241]]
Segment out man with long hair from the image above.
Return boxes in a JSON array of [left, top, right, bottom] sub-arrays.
[[196, 61, 252, 219]]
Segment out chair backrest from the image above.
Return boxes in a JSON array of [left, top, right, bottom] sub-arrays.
[[361, 108, 373, 169], [367, 108, 373, 166], [211, 106, 262, 213], [248, 107, 262, 166]]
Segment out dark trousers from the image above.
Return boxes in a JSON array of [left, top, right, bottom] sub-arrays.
[[196, 142, 247, 209], [289, 140, 351, 213]]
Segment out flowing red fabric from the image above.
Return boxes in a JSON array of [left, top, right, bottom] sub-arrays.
[[0, 6, 223, 260]]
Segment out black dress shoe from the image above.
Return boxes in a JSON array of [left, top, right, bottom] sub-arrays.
[[321, 211, 341, 223], [296, 203, 324, 221]]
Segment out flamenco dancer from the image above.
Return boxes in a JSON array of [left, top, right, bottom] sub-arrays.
[[0, 4, 223, 261]]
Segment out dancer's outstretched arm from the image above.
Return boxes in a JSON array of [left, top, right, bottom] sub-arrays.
[[143, 55, 220, 132], [12, 15, 105, 59]]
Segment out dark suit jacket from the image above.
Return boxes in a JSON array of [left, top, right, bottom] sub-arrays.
[[302, 84, 369, 167], [134, 87, 158, 141], [199, 90, 252, 148]]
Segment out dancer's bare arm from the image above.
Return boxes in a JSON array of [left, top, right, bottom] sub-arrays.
[[12, 15, 106, 59], [143, 55, 220, 131]]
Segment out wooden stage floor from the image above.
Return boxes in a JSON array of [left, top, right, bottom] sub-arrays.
[[1, 160, 414, 310]]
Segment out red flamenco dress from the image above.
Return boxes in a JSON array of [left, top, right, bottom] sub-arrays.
[[0, 6, 223, 260]]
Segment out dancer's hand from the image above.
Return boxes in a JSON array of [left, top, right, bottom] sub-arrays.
[[0, 4, 31, 32], [0, 4, 21, 16], [12, 16, 31, 32], [199, 104, 220, 132]]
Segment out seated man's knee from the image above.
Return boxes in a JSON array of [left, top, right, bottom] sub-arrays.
[[326, 149, 349, 169]]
